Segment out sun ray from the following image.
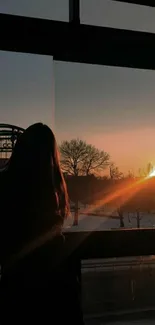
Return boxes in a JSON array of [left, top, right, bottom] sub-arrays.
[[148, 168, 155, 178]]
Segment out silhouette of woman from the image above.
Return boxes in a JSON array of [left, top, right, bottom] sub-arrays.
[[0, 123, 84, 325]]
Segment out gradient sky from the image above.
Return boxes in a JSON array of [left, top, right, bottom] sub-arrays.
[[0, 1, 155, 175]]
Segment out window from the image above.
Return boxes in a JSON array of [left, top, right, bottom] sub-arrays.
[[55, 61, 155, 231], [0, 51, 54, 165], [0, 51, 54, 129], [1, 3, 155, 322], [82, 256, 155, 319]]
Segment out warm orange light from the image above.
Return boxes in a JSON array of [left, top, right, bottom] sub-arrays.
[[148, 168, 155, 178], [81, 176, 146, 217]]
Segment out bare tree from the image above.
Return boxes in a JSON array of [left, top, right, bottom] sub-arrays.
[[135, 210, 142, 228], [147, 162, 154, 176], [82, 144, 110, 176], [139, 163, 154, 178], [109, 163, 124, 180], [59, 139, 88, 176], [127, 170, 135, 179], [60, 139, 110, 176], [60, 139, 110, 226], [117, 207, 125, 228]]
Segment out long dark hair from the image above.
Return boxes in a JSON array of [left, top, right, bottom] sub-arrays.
[[1, 123, 69, 262]]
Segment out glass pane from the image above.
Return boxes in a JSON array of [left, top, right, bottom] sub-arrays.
[[0, 0, 68, 21], [0, 51, 54, 165], [81, 0, 155, 33], [82, 255, 155, 322], [55, 61, 155, 231]]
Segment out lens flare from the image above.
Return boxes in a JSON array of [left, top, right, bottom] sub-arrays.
[[148, 168, 155, 178]]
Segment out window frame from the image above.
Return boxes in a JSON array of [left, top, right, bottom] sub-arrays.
[[1, 12, 155, 70]]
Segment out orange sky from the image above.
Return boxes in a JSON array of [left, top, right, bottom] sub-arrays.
[[86, 127, 155, 175], [57, 126, 155, 176]]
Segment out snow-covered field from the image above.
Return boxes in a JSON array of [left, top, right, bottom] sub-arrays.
[[63, 212, 155, 232]]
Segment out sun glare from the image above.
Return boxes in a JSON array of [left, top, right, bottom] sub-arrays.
[[148, 168, 155, 178]]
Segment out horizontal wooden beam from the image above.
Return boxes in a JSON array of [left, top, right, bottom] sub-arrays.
[[113, 0, 155, 6], [65, 229, 155, 259], [1, 14, 155, 70]]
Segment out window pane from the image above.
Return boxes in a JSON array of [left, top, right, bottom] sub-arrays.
[[0, 0, 68, 21], [0, 51, 54, 164], [55, 61, 155, 231], [81, 0, 155, 33], [82, 256, 155, 322]]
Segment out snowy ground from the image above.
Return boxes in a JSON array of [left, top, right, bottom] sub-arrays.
[[63, 212, 155, 232]]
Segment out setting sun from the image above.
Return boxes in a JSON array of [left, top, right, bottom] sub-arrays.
[[148, 168, 155, 178]]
